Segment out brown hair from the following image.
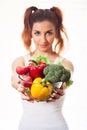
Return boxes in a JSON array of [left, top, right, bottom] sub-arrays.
[[22, 6, 68, 55]]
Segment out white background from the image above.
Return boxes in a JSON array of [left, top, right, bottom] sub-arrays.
[[0, 0, 87, 130]]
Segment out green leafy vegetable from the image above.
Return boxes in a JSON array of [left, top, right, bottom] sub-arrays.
[[66, 80, 73, 87], [32, 55, 50, 64]]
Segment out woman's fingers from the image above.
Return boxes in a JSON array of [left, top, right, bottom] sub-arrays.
[[47, 97, 56, 102], [47, 88, 64, 102], [51, 92, 60, 99], [54, 88, 64, 96], [20, 93, 34, 102], [17, 85, 34, 102], [21, 93, 30, 100]]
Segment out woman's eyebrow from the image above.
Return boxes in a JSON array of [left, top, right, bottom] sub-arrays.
[[33, 29, 53, 32], [46, 29, 53, 31], [33, 30, 40, 32]]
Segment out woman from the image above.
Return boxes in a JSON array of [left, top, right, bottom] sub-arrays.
[[11, 6, 74, 130]]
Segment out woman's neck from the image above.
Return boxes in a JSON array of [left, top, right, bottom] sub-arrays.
[[33, 50, 53, 57], [30, 50, 59, 63]]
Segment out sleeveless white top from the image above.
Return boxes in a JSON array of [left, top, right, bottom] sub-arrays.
[[18, 54, 69, 130]]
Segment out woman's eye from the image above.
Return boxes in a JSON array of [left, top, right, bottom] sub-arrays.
[[34, 31, 40, 36], [46, 31, 53, 35]]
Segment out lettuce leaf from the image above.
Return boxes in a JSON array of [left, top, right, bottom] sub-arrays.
[[32, 55, 50, 64], [66, 80, 73, 87]]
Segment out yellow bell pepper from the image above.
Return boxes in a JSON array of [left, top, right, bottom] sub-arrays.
[[31, 77, 53, 101]]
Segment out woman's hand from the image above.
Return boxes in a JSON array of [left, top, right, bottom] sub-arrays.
[[17, 84, 34, 102], [46, 83, 66, 102], [17, 83, 65, 103], [47, 88, 64, 102]]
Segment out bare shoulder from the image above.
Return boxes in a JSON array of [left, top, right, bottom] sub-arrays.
[[61, 58, 74, 72], [12, 56, 25, 71]]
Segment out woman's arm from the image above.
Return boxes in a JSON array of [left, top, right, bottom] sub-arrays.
[[62, 58, 74, 73], [11, 56, 33, 101], [11, 56, 24, 90], [61, 58, 74, 89]]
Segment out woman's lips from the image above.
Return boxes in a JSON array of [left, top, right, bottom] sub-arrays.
[[40, 44, 48, 48]]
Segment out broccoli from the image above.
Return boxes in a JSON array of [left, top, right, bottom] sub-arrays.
[[43, 64, 71, 83]]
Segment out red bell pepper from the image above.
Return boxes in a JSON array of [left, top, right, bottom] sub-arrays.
[[28, 60, 47, 79]]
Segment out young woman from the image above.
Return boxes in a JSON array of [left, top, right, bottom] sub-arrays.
[[11, 6, 74, 130]]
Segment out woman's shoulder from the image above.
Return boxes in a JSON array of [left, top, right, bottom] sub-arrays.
[[61, 57, 74, 72], [11, 56, 25, 70]]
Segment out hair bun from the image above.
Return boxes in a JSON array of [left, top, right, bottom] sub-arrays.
[[30, 6, 38, 13]]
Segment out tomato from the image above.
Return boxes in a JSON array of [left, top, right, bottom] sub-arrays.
[[16, 66, 29, 75]]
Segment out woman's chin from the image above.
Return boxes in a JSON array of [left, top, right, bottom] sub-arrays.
[[39, 47, 49, 52]]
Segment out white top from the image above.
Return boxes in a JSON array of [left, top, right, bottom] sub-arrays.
[[18, 54, 69, 130]]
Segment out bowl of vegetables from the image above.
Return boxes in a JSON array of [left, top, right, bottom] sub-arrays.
[[16, 55, 73, 101]]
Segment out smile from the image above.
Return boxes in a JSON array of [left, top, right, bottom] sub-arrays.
[[40, 44, 48, 48]]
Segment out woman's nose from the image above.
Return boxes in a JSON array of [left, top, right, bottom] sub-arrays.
[[41, 35, 47, 42]]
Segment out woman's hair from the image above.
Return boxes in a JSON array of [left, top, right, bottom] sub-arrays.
[[22, 6, 68, 55]]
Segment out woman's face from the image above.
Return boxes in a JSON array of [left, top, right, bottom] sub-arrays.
[[31, 21, 56, 52]]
